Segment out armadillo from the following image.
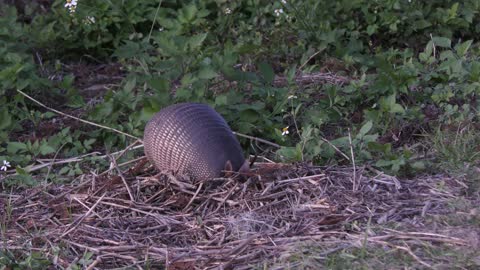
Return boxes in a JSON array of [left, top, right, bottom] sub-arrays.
[[143, 102, 247, 181]]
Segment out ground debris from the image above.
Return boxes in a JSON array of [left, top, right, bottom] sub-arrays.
[[1, 162, 475, 269]]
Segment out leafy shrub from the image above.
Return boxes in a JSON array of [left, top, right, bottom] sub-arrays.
[[1, 0, 480, 183]]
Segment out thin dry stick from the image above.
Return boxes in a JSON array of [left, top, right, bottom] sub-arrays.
[[14, 154, 97, 174], [17, 89, 140, 141], [299, 50, 323, 71], [430, 33, 436, 58], [58, 193, 107, 239], [103, 140, 142, 163], [37, 151, 102, 162], [148, 0, 163, 41], [321, 137, 350, 161], [277, 173, 326, 184], [85, 258, 101, 270], [72, 196, 104, 220], [393, 243, 433, 268], [383, 229, 468, 244], [347, 129, 357, 191], [183, 182, 204, 210], [100, 156, 147, 176], [44, 142, 67, 182], [290, 100, 304, 161], [109, 154, 134, 201], [232, 131, 280, 148]]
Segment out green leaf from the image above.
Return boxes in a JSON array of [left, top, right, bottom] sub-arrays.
[[367, 142, 391, 153], [258, 62, 275, 85], [155, 35, 180, 56], [432, 37, 451, 48], [366, 24, 378, 36], [239, 109, 260, 122], [455, 40, 473, 57], [330, 136, 349, 148], [113, 41, 141, 58], [0, 108, 12, 130], [180, 4, 198, 22], [188, 33, 207, 50], [148, 77, 169, 91], [7, 142, 27, 154], [197, 66, 217, 79], [148, 77, 170, 106], [358, 121, 373, 137], [425, 40, 434, 57], [375, 159, 394, 167], [286, 65, 297, 82], [83, 139, 96, 150], [66, 88, 85, 108], [39, 144, 55, 155], [448, 3, 459, 19], [390, 103, 405, 114], [58, 166, 70, 175], [124, 77, 136, 92], [276, 146, 302, 162], [215, 95, 228, 106]]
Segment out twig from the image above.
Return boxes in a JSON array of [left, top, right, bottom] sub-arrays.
[[17, 89, 140, 140], [99, 156, 147, 176], [184, 182, 203, 210], [58, 193, 107, 240], [109, 154, 134, 202], [277, 173, 326, 184], [44, 142, 67, 183], [298, 50, 323, 71], [148, 0, 163, 41], [85, 257, 101, 270], [233, 131, 281, 148], [321, 137, 350, 161], [429, 33, 436, 58], [348, 129, 357, 191], [394, 243, 433, 268]]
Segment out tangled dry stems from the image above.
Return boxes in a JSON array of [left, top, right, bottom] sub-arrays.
[[1, 160, 473, 269]]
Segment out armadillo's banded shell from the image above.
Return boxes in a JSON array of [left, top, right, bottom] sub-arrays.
[[143, 103, 245, 181]]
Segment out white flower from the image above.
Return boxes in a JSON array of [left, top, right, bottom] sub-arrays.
[[65, 0, 78, 13], [288, 95, 297, 99], [274, 8, 284, 17], [282, 126, 289, 136], [224, 8, 232, 15], [1, 160, 11, 171], [281, 0, 287, 4]]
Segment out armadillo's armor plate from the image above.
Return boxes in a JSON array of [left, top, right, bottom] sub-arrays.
[[143, 103, 245, 181]]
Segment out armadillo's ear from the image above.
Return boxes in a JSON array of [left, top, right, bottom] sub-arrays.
[[224, 160, 233, 177]]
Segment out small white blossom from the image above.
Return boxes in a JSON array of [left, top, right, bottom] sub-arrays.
[[282, 126, 289, 136], [224, 8, 232, 15], [288, 95, 297, 99], [65, 0, 78, 13], [281, 0, 287, 4], [1, 160, 11, 171], [274, 8, 284, 17]]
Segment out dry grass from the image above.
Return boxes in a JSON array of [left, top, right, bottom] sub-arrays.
[[1, 160, 478, 269]]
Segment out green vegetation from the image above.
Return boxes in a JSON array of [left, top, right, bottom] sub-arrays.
[[1, 0, 480, 181], [0, 0, 479, 267]]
